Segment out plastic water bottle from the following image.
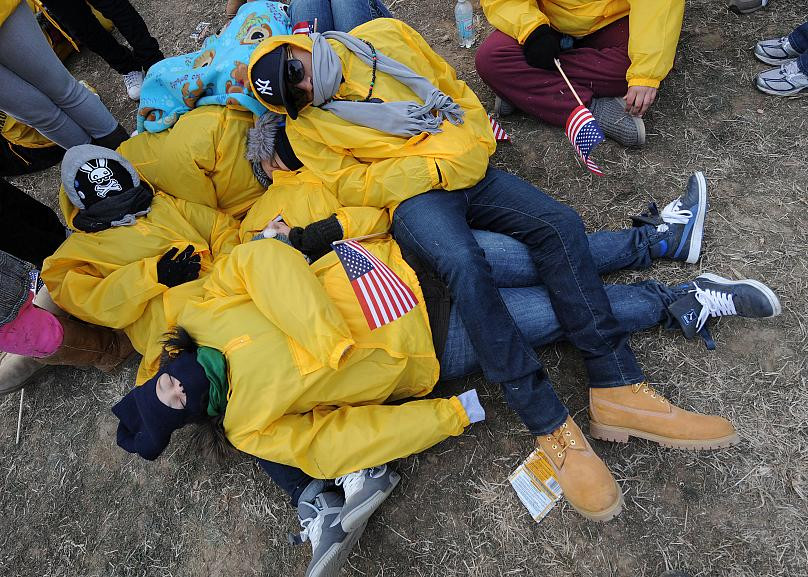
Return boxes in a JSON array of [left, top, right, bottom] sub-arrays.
[[455, 0, 475, 49]]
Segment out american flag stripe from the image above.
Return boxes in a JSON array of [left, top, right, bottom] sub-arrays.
[[353, 276, 382, 328], [488, 114, 510, 141], [292, 21, 310, 35], [565, 106, 593, 143], [564, 104, 605, 176], [348, 241, 417, 310], [366, 269, 396, 322]]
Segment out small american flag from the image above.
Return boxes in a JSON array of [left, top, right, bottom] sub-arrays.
[[565, 105, 604, 176], [332, 240, 418, 330], [488, 114, 510, 142], [292, 21, 311, 35]]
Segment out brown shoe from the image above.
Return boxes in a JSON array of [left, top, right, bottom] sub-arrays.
[[536, 416, 623, 522], [0, 352, 47, 396], [589, 383, 740, 450], [38, 317, 135, 373]]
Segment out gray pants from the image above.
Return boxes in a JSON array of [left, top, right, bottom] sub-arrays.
[[0, 2, 118, 148]]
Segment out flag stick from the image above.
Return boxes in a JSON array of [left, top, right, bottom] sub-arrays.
[[15, 388, 24, 445], [332, 232, 388, 245], [554, 59, 584, 107], [313, 18, 318, 33]]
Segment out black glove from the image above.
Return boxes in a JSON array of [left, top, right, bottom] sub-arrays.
[[288, 214, 344, 262], [156, 245, 201, 287], [523, 24, 562, 70]]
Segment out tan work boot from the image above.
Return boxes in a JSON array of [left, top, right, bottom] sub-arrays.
[[536, 416, 623, 522], [589, 383, 740, 450], [0, 352, 47, 396], [38, 317, 135, 373]]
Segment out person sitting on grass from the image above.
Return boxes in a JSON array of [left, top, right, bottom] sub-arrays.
[[474, 0, 685, 148], [753, 20, 808, 96]]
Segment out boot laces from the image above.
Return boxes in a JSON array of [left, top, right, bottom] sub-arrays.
[[631, 382, 669, 405], [692, 282, 737, 332], [544, 421, 577, 460], [660, 198, 692, 226]]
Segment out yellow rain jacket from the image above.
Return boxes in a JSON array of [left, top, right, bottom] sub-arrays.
[[0, 1, 20, 27], [239, 169, 390, 244], [177, 239, 468, 478], [480, 0, 685, 89], [249, 18, 496, 211], [118, 106, 265, 219], [42, 188, 239, 384]]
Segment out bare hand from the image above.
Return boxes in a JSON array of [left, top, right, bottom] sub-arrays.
[[262, 220, 291, 237], [623, 86, 658, 117]]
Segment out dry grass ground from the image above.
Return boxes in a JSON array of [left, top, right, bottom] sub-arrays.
[[1, 0, 807, 576]]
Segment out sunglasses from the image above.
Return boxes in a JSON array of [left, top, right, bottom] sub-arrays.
[[285, 45, 305, 85]]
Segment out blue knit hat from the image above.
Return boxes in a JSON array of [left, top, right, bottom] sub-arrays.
[[112, 352, 210, 460]]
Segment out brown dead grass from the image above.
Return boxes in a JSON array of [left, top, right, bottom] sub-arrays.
[[2, 0, 807, 576]]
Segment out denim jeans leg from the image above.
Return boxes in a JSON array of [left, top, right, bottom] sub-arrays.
[[394, 191, 543, 385], [289, 0, 391, 32], [788, 22, 808, 53], [463, 167, 645, 388], [257, 459, 314, 507]]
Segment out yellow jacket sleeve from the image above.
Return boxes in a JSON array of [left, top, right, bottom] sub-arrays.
[[42, 256, 165, 329], [334, 207, 390, 238], [236, 397, 470, 478], [480, 0, 548, 44], [626, 0, 684, 88], [174, 198, 240, 258], [205, 242, 355, 370], [289, 124, 441, 209]]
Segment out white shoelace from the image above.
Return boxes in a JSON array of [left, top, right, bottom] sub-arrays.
[[693, 282, 737, 332], [659, 198, 693, 226], [781, 60, 805, 80], [296, 499, 341, 547], [335, 465, 386, 499]]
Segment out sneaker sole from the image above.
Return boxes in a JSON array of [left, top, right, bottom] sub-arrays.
[[589, 420, 741, 450], [340, 472, 401, 533], [569, 480, 624, 523], [695, 273, 782, 317], [306, 521, 368, 577], [755, 80, 808, 96], [685, 171, 707, 264], [753, 52, 798, 66]]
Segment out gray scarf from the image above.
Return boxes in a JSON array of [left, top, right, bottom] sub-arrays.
[[310, 32, 464, 137]]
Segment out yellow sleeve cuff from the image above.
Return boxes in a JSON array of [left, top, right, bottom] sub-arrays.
[[627, 78, 661, 89]]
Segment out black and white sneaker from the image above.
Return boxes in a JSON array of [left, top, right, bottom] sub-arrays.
[[754, 35, 800, 65], [293, 491, 367, 577], [335, 464, 400, 533], [755, 60, 808, 96], [632, 172, 708, 264], [668, 273, 781, 340]]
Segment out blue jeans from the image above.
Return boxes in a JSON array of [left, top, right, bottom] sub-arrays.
[[440, 231, 678, 380], [288, 0, 391, 32], [788, 21, 808, 74], [393, 167, 646, 435]]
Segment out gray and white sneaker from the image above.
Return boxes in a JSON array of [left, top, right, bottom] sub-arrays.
[[335, 464, 400, 533], [728, 0, 768, 14], [494, 95, 516, 117], [668, 274, 781, 340], [293, 491, 367, 577], [755, 60, 808, 96], [122, 70, 144, 101], [590, 96, 646, 148], [754, 36, 800, 65]]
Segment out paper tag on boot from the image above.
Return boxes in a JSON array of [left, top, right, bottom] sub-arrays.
[[508, 449, 563, 523]]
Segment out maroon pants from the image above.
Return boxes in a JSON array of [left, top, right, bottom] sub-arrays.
[[475, 18, 631, 127]]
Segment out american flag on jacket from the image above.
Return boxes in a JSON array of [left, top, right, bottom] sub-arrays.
[[565, 105, 605, 176], [332, 240, 418, 330]]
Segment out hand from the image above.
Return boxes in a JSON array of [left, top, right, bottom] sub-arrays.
[[623, 86, 658, 117], [523, 24, 562, 70], [262, 220, 291, 237], [156, 245, 201, 287]]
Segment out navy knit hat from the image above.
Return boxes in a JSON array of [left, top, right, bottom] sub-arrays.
[[112, 352, 210, 461]]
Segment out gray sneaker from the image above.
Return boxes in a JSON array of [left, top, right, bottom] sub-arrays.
[[755, 60, 808, 96], [293, 491, 367, 577], [590, 96, 646, 148], [335, 464, 401, 533], [754, 36, 800, 65], [494, 95, 515, 117], [728, 0, 768, 14]]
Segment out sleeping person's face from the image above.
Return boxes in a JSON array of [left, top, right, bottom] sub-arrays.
[[287, 45, 314, 106], [260, 151, 290, 176], [155, 372, 187, 410]]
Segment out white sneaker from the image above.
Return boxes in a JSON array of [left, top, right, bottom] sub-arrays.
[[755, 60, 808, 96], [122, 70, 144, 101], [754, 36, 800, 65]]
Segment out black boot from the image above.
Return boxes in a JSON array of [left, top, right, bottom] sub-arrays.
[[91, 124, 130, 150]]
